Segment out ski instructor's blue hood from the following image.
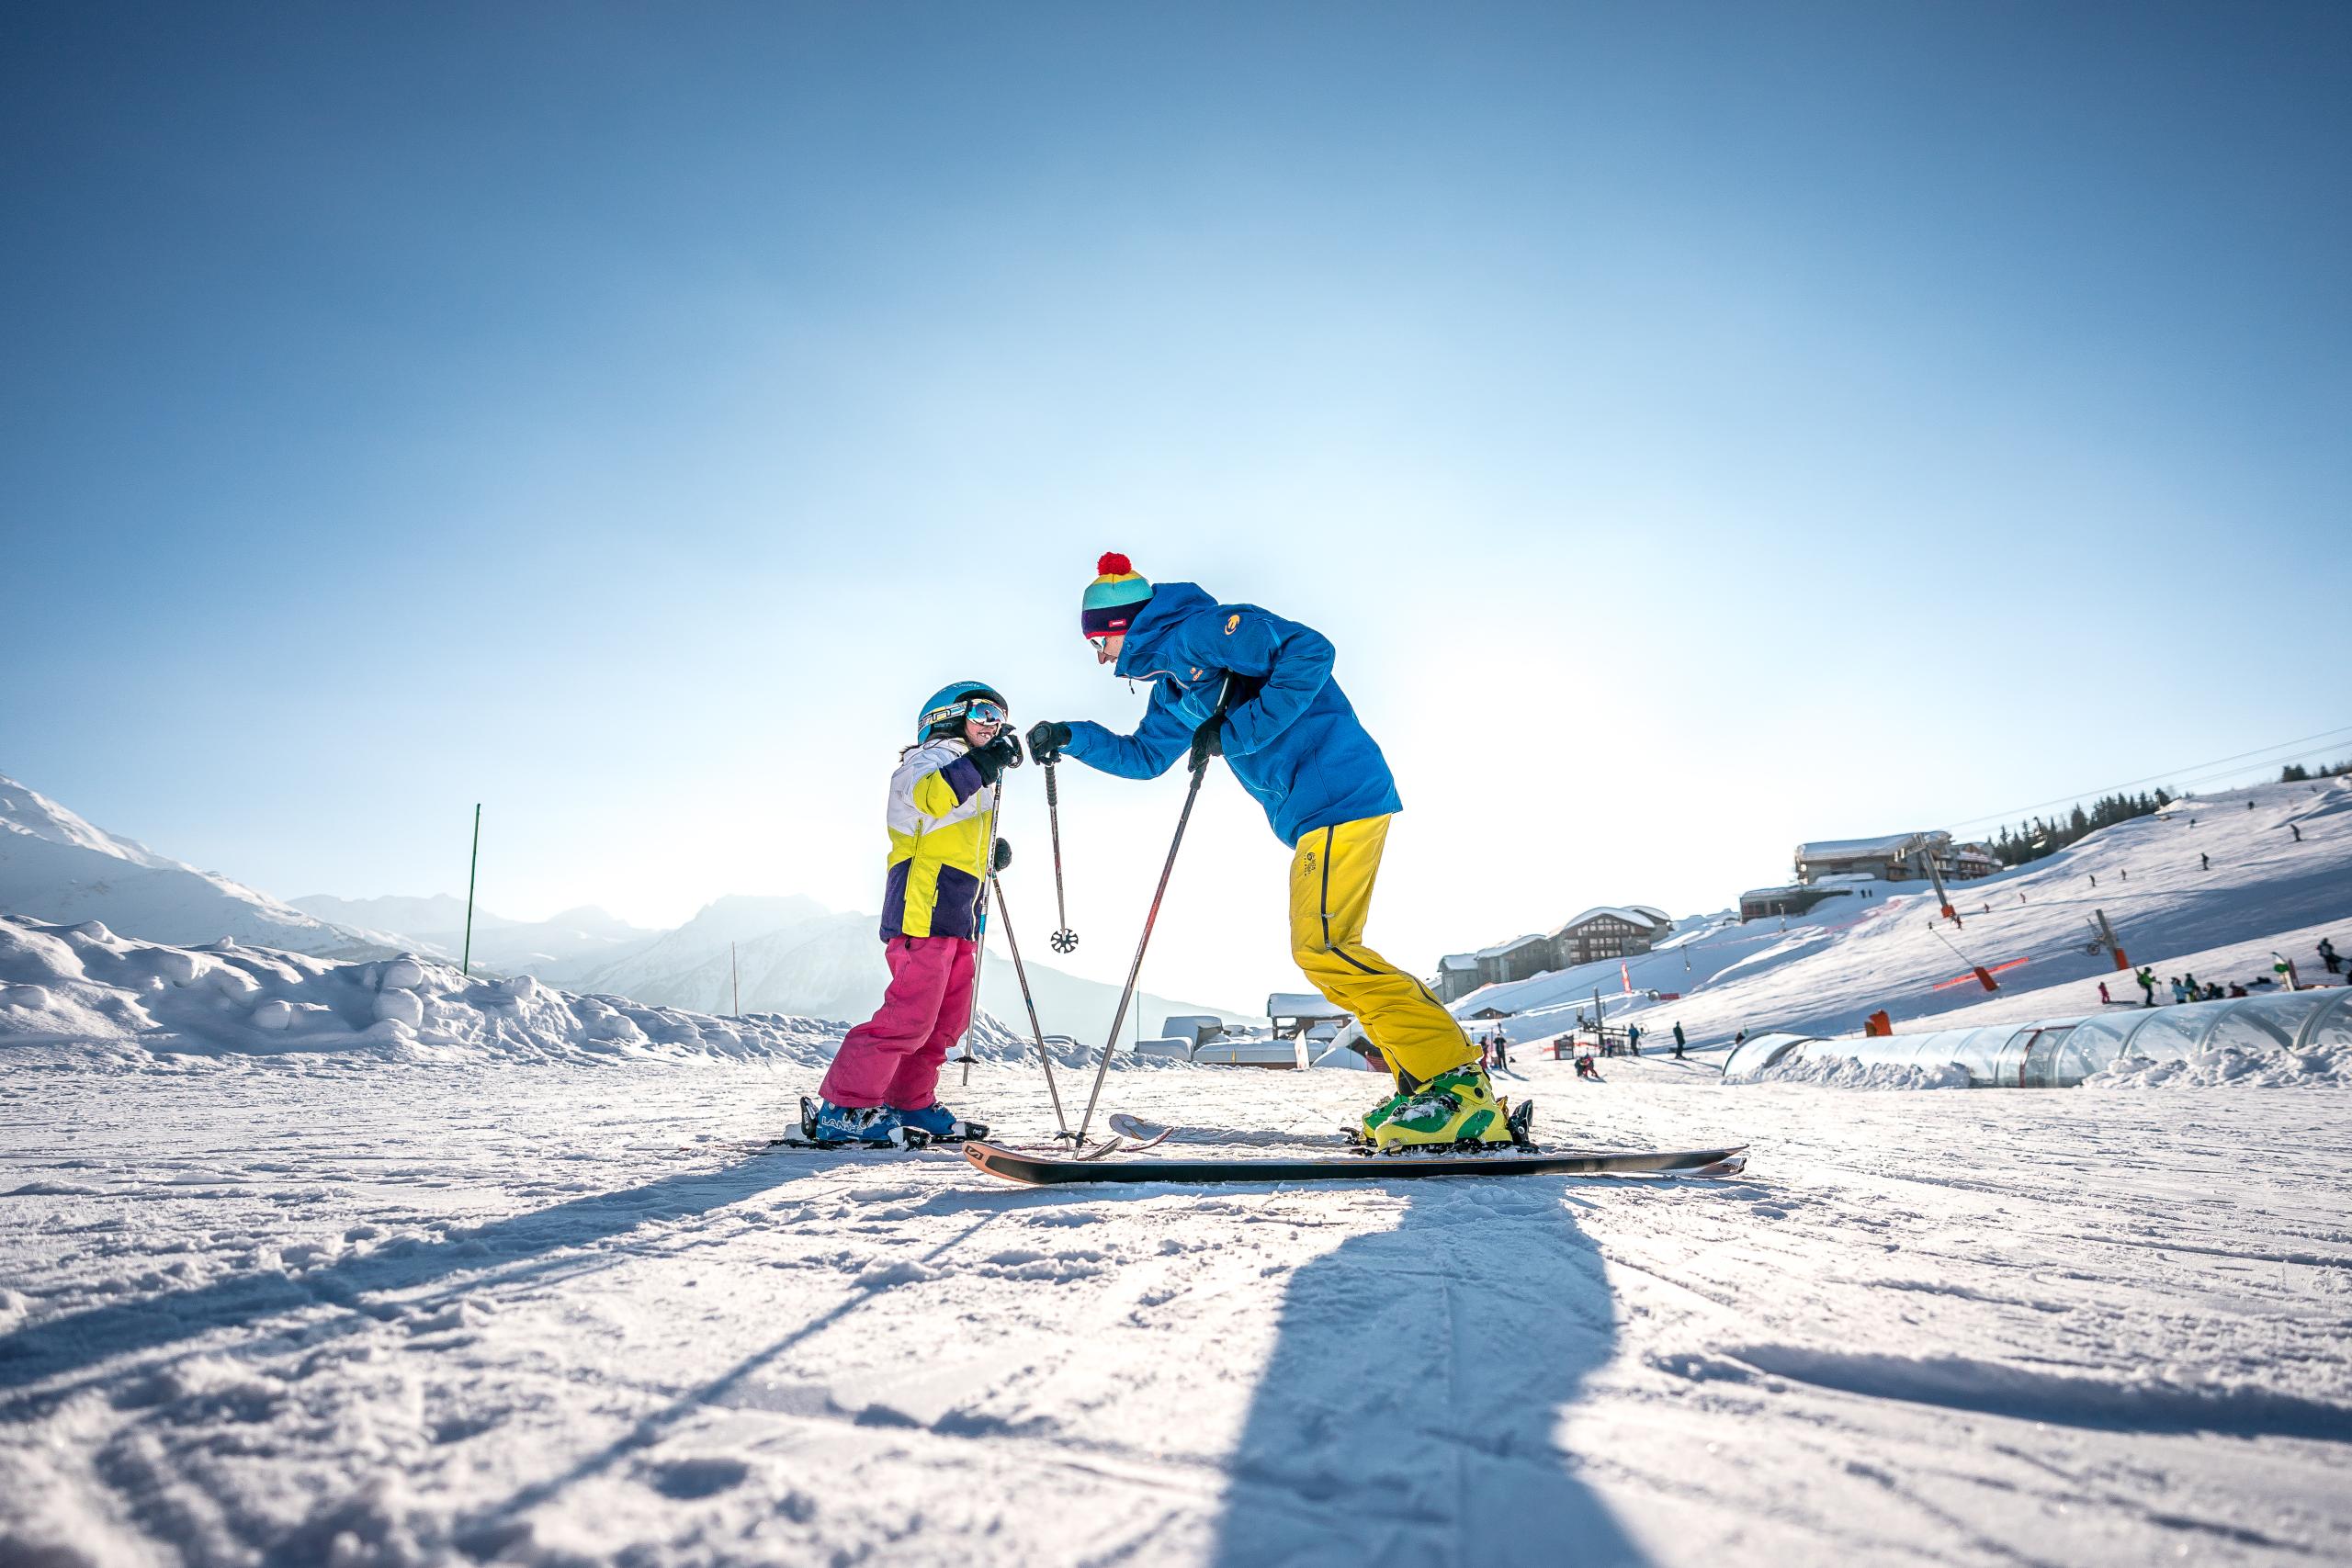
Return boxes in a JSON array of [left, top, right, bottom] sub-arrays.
[[1060, 581, 1402, 847]]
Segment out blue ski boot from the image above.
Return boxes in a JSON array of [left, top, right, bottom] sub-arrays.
[[897, 1102, 988, 1144], [802, 1097, 911, 1148]]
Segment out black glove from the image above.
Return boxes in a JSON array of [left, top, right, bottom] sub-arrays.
[[1189, 672, 1265, 772], [1026, 720, 1072, 763], [968, 734, 1022, 784], [1189, 713, 1224, 773], [991, 837, 1013, 874]]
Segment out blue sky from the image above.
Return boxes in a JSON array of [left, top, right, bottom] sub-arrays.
[[4, 2, 2346, 1010]]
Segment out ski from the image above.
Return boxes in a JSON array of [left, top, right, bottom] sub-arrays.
[[752, 1131, 1119, 1157], [962, 1141, 1750, 1187]]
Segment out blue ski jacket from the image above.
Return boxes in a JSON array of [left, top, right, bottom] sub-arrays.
[[1061, 581, 1402, 847]]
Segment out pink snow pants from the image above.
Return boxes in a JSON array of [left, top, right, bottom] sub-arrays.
[[818, 934, 977, 1110]]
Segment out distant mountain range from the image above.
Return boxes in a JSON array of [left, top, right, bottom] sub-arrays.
[[299, 888, 1252, 1042], [290, 892, 655, 974], [0, 773, 396, 957], [0, 769, 1249, 1041]]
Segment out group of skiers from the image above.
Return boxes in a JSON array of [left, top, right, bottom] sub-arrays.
[[807, 553, 1514, 1152], [2107, 943, 2346, 1012]]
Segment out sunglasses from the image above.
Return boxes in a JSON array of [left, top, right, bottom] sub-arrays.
[[962, 700, 1007, 728]]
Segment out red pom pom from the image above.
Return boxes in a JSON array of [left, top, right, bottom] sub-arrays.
[[1096, 551, 1132, 577]]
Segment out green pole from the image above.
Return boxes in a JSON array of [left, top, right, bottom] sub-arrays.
[[462, 804, 481, 977]]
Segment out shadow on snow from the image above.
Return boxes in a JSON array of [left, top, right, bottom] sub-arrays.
[[1208, 1177, 1648, 1568], [0, 1151, 822, 1407]]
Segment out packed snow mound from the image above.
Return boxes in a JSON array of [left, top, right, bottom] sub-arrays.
[[2086, 1039, 2352, 1090], [0, 914, 1034, 1071], [0, 772, 395, 958], [1737, 1055, 1971, 1090]]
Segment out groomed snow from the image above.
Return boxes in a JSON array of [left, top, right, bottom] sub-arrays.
[[4, 1024, 2349, 1563]]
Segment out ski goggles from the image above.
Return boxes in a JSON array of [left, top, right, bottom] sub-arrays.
[[919, 696, 1009, 733]]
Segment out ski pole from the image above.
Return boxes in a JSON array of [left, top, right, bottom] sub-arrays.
[[1046, 761, 1078, 954], [1072, 680, 1230, 1142], [989, 874, 1071, 1139], [959, 738, 1019, 1086]]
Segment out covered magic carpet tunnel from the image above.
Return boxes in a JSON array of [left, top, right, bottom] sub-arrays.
[[1722, 987, 2352, 1088]]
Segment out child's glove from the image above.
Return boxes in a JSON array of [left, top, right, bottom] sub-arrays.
[[1026, 721, 1072, 762], [969, 734, 1023, 784], [991, 838, 1013, 873]]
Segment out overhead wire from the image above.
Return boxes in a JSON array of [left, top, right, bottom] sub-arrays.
[[1939, 722, 2352, 837]]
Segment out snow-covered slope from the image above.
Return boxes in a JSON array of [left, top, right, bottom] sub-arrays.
[[0, 773, 395, 958], [1453, 777, 2352, 1046]]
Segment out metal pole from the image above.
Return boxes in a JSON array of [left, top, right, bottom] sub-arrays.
[[461, 804, 481, 978], [1073, 753, 1212, 1142], [959, 746, 1013, 1087], [1046, 761, 1078, 954], [731, 942, 740, 1018], [989, 876, 1070, 1137]]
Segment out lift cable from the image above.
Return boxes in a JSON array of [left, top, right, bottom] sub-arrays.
[[1939, 722, 2352, 837]]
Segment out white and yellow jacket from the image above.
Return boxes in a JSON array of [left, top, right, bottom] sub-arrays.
[[877, 738, 995, 941]]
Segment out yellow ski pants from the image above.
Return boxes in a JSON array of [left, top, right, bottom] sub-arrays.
[[1287, 815, 1475, 1084]]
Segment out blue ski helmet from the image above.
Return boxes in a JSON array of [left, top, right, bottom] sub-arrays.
[[913, 682, 1009, 741]]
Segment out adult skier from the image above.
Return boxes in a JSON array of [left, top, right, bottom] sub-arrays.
[[803, 682, 1021, 1146], [1026, 554, 1507, 1150]]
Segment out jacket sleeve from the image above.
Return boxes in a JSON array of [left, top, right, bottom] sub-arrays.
[[893, 745, 991, 833], [1063, 685, 1193, 780], [1210, 607, 1334, 758]]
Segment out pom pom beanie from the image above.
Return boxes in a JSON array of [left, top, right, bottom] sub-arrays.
[[1080, 551, 1153, 637]]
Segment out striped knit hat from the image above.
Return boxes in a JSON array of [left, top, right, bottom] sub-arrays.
[[1080, 552, 1153, 637]]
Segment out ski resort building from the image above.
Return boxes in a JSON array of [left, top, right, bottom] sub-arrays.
[[1792, 830, 1995, 886], [1550, 906, 1673, 965], [1468, 935, 1553, 994], [1737, 883, 1854, 922], [1720, 986, 2352, 1087], [1435, 953, 1483, 1002], [1435, 908, 1677, 1001]]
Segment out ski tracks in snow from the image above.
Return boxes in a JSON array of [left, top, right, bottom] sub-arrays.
[[2, 1058, 2349, 1565]]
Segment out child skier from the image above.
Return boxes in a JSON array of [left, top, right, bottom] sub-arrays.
[[803, 682, 1022, 1146]]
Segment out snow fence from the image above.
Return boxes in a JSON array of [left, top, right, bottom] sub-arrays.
[[1723, 987, 2352, 1089]]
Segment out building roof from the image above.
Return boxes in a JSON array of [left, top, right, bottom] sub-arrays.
[[1551, 906, 1662, 937], [1266, 991, 1348, 1020], [1476, 933, 1550, 959], [1796, 830, 1949, 861], [1439, 954, 1481, 971]]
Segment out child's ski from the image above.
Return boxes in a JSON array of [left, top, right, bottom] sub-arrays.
[[963, 1142, 1749, 1187]]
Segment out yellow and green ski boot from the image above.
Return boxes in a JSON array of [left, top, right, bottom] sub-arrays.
[[1360, 1066, 1518, 1153]]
